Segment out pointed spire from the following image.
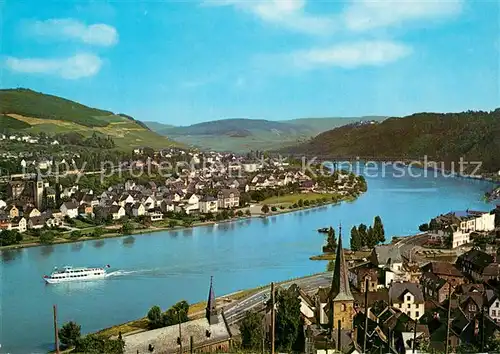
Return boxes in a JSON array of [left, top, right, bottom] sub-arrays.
[[330, 225, 354, 302], [206, 276, 219, 325]]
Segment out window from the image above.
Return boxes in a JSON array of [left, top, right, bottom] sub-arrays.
[[407, 296, 411, 302], [416, 311, 419, 317], [493, 310, 497, 317], [469, 304, 477, 312], [371, 282, 375, 288], [341, 304, 346, 311], [496, 302, 499, 308], [407, 304, 411, 309]]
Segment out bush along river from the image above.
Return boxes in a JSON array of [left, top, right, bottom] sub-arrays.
[[0, 164, 497, 353]]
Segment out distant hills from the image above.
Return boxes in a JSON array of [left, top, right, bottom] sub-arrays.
[[285, 110, 500, 173], [145, 116, 386, 152], [0, 89, 181, 150]]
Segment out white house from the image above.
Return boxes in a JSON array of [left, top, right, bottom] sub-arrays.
[[119, 194, 135, 207], [217, 188, 240, 209], [143, 196, 156, 210], [149, 210, 163, 221], [60, 202, 79, 219], [199, 196, 218, 214], [389, 282, 424, 321], [488, 292, 500, 322], [132, 203, 146, 217], [0, 199, 6, 210], [110, 206, 126, 220], [9, 217, 27, 233]]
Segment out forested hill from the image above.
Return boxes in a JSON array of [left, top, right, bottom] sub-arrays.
[[285, 110, 500, 173], [0, 88, 181, 150]]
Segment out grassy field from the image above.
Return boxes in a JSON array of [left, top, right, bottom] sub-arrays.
[[96, 286, 265, 338], [262, 192, 336, 206], [310, 250, 371, 261], [5, 113, 182, 150]]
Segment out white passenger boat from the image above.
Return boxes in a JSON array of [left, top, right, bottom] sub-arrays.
[[43, 265, 110, 284]]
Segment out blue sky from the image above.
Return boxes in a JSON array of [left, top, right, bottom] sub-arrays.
[[1, 0, 499, 125]]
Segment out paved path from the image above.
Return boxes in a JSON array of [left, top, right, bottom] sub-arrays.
[[223, 272, 332, 325]]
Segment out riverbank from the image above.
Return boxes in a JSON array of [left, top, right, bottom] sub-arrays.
[[0, 193, 361, 252], [94, 271, 330, 339]]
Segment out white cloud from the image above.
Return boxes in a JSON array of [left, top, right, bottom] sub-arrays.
[[203, 0, 463, 34], [29, 19, 118, 46], [5, 53, 103, 79], [343, 0, 463, 31], [289, 41, 412, 69], [203, 0, 335, 35]]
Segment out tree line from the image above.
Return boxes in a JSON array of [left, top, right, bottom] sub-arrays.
[[240, 286, 304, 352], [350, 216, 385, 251]]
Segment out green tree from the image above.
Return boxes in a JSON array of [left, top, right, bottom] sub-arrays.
[[261, 204, 270, 214], [40, 231, 56, 244], [297, 199, 304, 207], [275, 287, 301, 352], [323, 226, 337, 253], [373, 216, 385, 243], [70, 230, 82, 240], [236, 210, 244, 217], [358, 223, 368, 248], [58, 321, 81, 348], [240, 311, 264, 350], [350, 226, 361, 251], [147, 305, 164, 329], [245, 209, 251, 217], [429, 218, 439, 231], [419, 223, 429, 232], [0, 230, 22, 246], [168, 220, 177, 228], [120, 222, 134, 235], [444, 227, 453, 249], [162, 300, 190, 326], [271, 206, 278, 212], [92, 227, 104, 237], [74, 334, 125, 354], [366, 226, 376, 248]]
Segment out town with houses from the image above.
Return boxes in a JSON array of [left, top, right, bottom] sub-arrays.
[[0, 147, 367, 245]]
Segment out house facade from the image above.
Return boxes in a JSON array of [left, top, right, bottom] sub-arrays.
[[60, 202, 79, 219], [217, 189, 240, 209], [199, 196, 218, 214], [389, 282, 424, 321]]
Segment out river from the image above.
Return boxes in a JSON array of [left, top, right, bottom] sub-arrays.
[[0, 165, 497, 353]]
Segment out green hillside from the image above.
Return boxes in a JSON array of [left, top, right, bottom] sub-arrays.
[[143, 121, 175, 132], [286, 110, 500, 173], [0, 89, 181, 150], [284, 116, 386, 134], [147, 117, 385, 152]]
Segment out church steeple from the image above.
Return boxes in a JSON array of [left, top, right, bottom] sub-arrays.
[[206, 276, 219, 325], [330, 225, 353, 302]]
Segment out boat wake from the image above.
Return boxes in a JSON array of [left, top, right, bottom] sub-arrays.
[[106, 269, 143, 277]]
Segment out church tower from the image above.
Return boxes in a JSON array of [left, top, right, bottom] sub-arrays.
[[328, 225, 354, 330], [34, 173, 44, 210], [206, 276, 219, 325]]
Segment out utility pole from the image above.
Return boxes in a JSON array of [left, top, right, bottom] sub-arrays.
[[363, 278, 369, 354], [481, 303, 485, 352], [178, 311, 183, 354], [271, 282, 275, 354], [337, 319, 341, 352], [445, 285, 452, 354], [53, 305, 60, 354], [412, 317, 418, 354]]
